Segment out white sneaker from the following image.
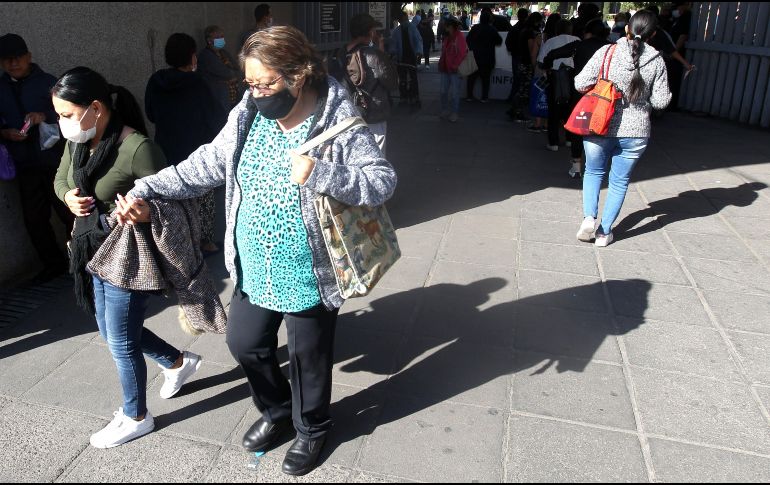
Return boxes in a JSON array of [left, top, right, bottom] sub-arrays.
[[449, 113, 459, 123], [594, 231, 614, 247], [159, 351, 202, 399], [565, 141, 572, 147], [569, 161, 582, 179], [545, 144, 559, 152], [90, 408, 154, 449], [576, 217, 596, 242]]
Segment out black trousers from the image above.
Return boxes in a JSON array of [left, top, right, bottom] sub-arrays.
[[467, 65, 493, 100], [226, 290, 339, 439], [397, 61, 420, 102], [17, 166, 72, 270], [546, 80, 583, 159]]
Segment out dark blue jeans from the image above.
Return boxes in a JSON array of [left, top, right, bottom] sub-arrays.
[[93, 275, 180, 418]]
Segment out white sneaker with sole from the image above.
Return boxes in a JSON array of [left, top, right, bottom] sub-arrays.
[[90, 408, 154, 449], [569, 161, 582, 179], [594, 231, 614, 247], [159, 351, 202, 399], [576, 217, 596, 242], [545, 144, 559, 152]]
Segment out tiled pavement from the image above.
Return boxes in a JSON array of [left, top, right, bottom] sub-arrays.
[[2, 67, 770, 482]]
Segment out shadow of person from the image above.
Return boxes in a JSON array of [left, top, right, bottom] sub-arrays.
[[614, 182, 768, 240], [317, 277, 652, 465]]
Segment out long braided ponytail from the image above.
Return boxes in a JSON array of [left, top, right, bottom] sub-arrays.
[[626, 10, 657, 104]]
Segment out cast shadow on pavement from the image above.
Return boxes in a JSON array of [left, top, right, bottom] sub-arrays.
[[614, 182, 768, 241], [323, 278, 650, 466]]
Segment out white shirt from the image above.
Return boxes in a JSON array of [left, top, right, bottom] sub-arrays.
[[537, 34, 581, 70]]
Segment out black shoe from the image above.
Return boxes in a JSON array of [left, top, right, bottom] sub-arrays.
[[242, 417, 290, 452], [281, 435, 326, 476]]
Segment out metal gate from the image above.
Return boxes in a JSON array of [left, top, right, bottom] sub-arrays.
[[681, 2, 770, 128], [294, 2, 370, 52]]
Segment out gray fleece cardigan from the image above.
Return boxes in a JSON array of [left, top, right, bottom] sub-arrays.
[[128, 77, 397, 310], [574, 38, 672, 138]]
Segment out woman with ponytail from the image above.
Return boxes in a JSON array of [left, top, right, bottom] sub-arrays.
[[52, 67, 201, 448], [573, 10, 671, 247]]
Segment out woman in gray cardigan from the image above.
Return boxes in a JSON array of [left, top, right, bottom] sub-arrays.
[[574, 10, 671, 247], [117, 26, 396, 476]]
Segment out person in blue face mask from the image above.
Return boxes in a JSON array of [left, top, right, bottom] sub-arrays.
[[197, 25, 244, 112]]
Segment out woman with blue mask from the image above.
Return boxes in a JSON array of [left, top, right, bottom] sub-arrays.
[[119, 26, 396, 476], [197, 25, 243, 112]]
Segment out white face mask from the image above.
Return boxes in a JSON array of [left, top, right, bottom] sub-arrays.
[[59, 105, 97, 144], [672, 9, 681, 18]]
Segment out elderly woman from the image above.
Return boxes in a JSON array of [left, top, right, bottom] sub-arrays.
[[117, 26, 396, 476], [197, 25, 244, 112]]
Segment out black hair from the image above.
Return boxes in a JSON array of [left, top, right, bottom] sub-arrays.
[[350, 13, 376, 39], [480, 7, 493, 24], [164, 33, 196, 69], [556, 18, 573, 36], [51, 66, 147, 136], [517, 8, 530, 21], [254, 3, 271, 22], [544, 12, 562, 38], [645, 4, 660, 17], [444, 17, 461, 31], [525, 11, 543, 29], [398, 11, 409, 24], [585, 18, 610, 39], [627, 10, 658, 104], [577, 3, 600, 18]]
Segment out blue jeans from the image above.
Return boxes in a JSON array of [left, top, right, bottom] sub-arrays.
[[440, 72, 462, 114], [93, 275, 180, 418], [582, 136, 649, 235]]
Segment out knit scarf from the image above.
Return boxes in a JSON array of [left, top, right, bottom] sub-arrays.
[[69, 115, 123, 314]]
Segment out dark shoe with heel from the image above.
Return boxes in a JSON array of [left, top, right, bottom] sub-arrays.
[[281, 435, 327, 476], [242, 417, 290, 452]]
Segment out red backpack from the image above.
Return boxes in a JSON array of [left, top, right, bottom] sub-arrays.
[[564, 45, 622, 136]]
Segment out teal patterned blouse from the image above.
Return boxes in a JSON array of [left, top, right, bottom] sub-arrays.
[[234, 113, 321, 313]]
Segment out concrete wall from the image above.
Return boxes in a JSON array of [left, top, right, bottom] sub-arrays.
[[0, 1, 290, 285]]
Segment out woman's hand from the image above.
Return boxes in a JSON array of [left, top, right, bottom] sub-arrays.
[[64, 188, 95, 217], [289, 151, 315, 185], [114, 194, 150, 225]]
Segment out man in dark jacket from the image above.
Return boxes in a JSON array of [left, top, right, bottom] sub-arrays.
[[505, 8, 530, 117], [145, 33, 226, 254], [0, 33, 71, 281], [466, 8, 503, 102], [330, 13, 398, 154]]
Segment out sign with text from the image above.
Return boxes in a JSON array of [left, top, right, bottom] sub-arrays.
[[368, 2, 387, 28], [320, 3, 341, 33]]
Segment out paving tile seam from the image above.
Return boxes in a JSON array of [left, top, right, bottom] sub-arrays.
[[512, 348, 623, 368], [591, 234, 657, 482], [382, 387, 506, 414], [725, 328, 770, 338], [648, 152, 770, 427], [509, 409, 639, 436], [54, 440, 91, 483], [645, 433, 770, 460], [503, 194, 528, 483], [435, 256, 518, 269], [625, 363, 749, 387], [17, 339, 92, 401]]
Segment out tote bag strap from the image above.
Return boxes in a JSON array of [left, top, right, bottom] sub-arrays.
[[292, 117, 368, 156], [600, 44, 618, 80]]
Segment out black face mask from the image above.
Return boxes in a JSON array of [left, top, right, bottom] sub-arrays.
[[251, 88, 297, 120]]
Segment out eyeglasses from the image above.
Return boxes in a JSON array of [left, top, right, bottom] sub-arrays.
[[243, 76, 283, 91]]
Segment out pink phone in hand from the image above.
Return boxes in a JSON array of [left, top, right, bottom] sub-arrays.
[[19, 119, 31, 135]]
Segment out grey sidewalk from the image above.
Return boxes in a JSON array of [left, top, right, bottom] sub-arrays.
[[2, 68, 770, 482]]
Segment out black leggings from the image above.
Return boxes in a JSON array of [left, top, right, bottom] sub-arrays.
[[546, 80, 583, 159], [226, 290, 339, 438]]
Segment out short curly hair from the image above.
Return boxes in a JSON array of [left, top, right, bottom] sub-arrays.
[[240, 26, 327, 91]]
